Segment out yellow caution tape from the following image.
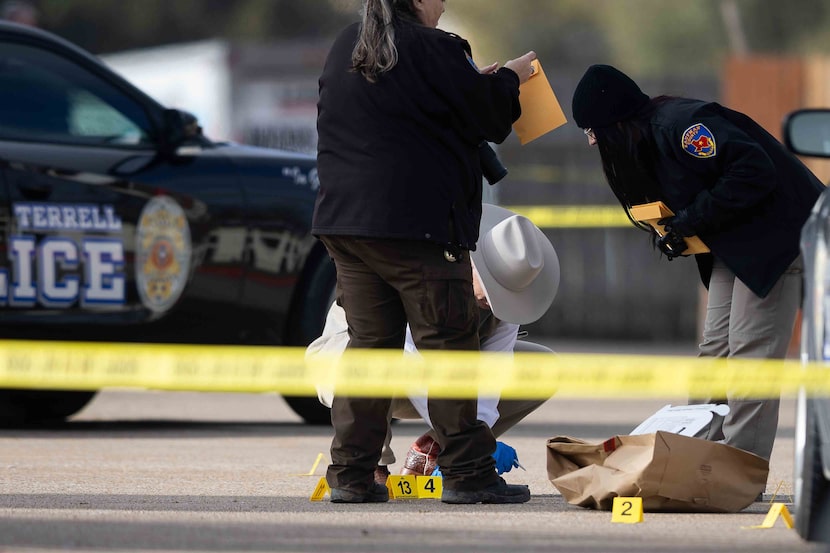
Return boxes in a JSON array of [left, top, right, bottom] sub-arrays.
[[0, 339, 829, 399], [504, 205, 631, 228]]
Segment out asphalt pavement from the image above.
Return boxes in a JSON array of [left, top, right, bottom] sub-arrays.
[[0, 339, 823, 553]]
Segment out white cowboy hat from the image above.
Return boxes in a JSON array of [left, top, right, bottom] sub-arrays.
[[471, 204, 560, 325]]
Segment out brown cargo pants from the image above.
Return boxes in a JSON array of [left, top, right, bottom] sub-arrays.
[[320, 235, 498, 493]]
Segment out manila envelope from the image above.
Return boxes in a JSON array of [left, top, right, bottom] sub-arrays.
[[513, 59, 567, 145], [628, 201, 710, 255]]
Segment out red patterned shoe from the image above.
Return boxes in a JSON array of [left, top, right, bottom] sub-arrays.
[[400, 433, 439, 476]]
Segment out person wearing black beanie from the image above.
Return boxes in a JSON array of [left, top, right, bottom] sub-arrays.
[[571, 64, 649, 129], [571, 63, 825, 463]]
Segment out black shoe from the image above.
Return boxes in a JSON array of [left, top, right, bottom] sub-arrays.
[[441, 478, 530, 504], [330, 482, 389, 503]]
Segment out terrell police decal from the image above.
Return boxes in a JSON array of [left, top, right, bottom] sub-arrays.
[[682, 123, 716, 158], [135, 196, 191, 313]]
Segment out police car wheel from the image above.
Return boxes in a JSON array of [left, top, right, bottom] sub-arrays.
[[0, 389, 96, 427], [795, 400, 830, 542], [283, 253, 337, 425]]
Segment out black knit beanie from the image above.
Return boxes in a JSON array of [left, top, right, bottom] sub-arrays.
[[572, 64, 650, 129]]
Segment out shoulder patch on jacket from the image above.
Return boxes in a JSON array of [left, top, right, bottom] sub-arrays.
[[681, 123, 717, 158]]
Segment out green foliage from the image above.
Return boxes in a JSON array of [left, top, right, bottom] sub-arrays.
[[25, 0, 830, 64], [737, 0, 830, 53], [35, 0, 358, 54], [447, 0, 606, 70], [594, 1, 726, 76]]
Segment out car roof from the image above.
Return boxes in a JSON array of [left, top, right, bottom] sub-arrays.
[[0, 20, 100, 61]]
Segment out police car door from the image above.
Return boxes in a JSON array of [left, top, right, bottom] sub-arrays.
[[0, 39, 155, 318]]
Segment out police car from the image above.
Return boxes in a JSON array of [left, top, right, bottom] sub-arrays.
[[784, 108, 830, 542], [0, 21, 335, 424]]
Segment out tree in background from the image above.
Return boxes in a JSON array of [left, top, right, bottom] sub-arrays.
[[9, 0, 830, 74], [29, 0, 358, 54], [450, 0, 830, 78]]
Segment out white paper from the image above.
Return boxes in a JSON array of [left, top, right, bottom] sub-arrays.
[[629, 404, 730, 437]]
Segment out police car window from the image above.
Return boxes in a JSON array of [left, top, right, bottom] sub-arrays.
[[0, 42, 152, 146]]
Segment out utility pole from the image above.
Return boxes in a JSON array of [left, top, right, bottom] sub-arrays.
[[720, 0, 749, 57]]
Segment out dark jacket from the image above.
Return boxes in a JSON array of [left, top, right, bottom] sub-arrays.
[[312, 20, 521, 250], [649, 98, 824, 297]]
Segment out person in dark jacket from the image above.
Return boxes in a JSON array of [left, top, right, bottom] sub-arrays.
[[313, 0, 536, 504], [571, 64, 824, 461]]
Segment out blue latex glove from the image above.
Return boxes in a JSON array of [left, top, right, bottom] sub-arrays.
[[492, 441, 521, 475], [431, 442, 520, 477]]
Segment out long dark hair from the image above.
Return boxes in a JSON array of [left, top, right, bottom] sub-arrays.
[[595, 96, 673, 232], [351, 0, 419, 82]]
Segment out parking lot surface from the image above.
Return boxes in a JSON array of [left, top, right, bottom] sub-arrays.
[[0, 386, 822, 553]]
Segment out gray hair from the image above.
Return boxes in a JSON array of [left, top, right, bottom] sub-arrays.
[[351, 0, 417, 82]]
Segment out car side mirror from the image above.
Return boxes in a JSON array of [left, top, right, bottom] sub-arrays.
[[783, 109, 830, 159], [160, 108, 203, 155]]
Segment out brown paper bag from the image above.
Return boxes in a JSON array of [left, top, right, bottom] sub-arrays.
[[546, 431, 769, 513]]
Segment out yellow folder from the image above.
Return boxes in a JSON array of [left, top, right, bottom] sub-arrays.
[[513, 59, 567, 145], [628, 201, 710, 255]]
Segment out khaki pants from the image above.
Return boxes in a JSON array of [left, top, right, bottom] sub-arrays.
[[321, 235, 498, 493], [693, 255, 802, 460]]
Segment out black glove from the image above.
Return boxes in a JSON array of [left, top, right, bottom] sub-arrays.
[[658, 208, 696, 237], [656, 229, 688, 260]]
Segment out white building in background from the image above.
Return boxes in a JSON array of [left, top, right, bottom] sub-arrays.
[[102, 39, 329, 154], [103, 41, 233, 142]]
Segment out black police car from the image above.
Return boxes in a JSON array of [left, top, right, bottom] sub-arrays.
[[784, 108, 830, 542], [0, 21, 335, 425]]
